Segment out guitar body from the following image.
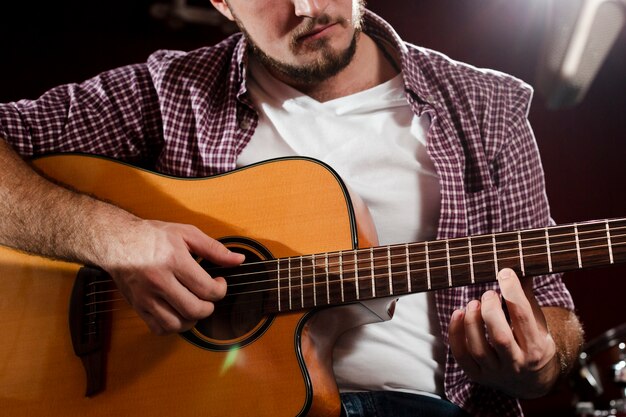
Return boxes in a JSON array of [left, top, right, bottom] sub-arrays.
[[0, 155, 379, 417]]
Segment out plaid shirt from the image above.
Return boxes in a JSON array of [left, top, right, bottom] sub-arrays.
[[1, 10, 574, 417]]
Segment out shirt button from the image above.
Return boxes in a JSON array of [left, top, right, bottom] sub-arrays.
[[239, 119, 251, 130]]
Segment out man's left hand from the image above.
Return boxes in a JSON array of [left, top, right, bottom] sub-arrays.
[[448, 268, 560, 398]]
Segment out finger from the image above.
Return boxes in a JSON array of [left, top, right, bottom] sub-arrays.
[[156, 267, 221, 321], [480, 289, 522, 363], [183, 226, 245, 266], [449, 309, 481, 378], [522, 276, 549, 330], [497, 268, 540, 349], [175, 253, 228, 301], [176, 225, 238, 300], [139, 296, 197, 335], [464, 299, 499, 370]]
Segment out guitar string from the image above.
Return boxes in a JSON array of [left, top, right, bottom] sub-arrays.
[[79, 236, 626, 337], [228, 238, 626, 297], [203, 224, 626, 283], [82, 224, 626, 300], [212, 221, 626, 273], [82, 237, 626, 318], [84, 229, 626, 301]]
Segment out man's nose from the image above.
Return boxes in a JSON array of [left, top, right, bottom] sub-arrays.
[[293, 0, 329, 18]]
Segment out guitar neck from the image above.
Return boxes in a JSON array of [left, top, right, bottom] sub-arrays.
[[223, 218, 626, 315]]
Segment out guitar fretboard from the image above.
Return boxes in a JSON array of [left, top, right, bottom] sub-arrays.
[[218, 218, 626, 315]]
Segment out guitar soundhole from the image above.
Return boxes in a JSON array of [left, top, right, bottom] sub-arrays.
[[180, 238, 274, 351]]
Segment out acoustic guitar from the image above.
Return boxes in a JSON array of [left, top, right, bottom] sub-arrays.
[[1, 154, 624, 417]]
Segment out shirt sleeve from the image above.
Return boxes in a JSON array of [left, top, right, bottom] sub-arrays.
[[0, 62, 164, 165], [497, 85, 575, 311]]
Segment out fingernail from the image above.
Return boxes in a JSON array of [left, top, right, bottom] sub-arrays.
[[468, 300, 480, 311], [452, 309, 464, 321], [497, 268, 512, 280], [482, 290, 496, 300]]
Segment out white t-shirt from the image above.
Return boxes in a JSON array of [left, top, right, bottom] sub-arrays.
[[238, 58, 446, 397]]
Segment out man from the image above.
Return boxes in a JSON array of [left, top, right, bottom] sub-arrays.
[[0, 0, 582, 416]]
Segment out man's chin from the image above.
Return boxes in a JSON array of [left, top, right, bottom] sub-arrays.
[[254, 34, 359, 86]]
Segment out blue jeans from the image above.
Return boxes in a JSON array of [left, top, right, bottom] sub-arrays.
[[340, 391, 471, 417]]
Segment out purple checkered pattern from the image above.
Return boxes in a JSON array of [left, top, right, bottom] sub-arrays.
[[0, 10, 574, 417]]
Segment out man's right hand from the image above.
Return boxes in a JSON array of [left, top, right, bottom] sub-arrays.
[[0, 139, 244, 335], [99, 219, 245, 335]]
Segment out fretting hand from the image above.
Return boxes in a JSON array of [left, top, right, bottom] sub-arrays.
[[448, 268, 560, 398]]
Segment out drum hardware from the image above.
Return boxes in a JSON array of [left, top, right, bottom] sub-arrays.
[[573, 324, 626, 417]]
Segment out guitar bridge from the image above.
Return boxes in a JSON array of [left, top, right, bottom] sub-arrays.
[[68, 266, 113, 397]]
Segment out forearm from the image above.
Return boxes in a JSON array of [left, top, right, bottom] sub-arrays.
[[1, 138, 243, 334], [543, 306, 584, 377], [0, 138, 139, 267]]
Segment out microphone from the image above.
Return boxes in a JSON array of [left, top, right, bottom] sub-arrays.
[[536, 0, 626, 109]]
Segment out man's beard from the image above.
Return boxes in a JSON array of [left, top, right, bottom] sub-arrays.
[[248, 30, 360, 86], [230, 1, 365, 86]]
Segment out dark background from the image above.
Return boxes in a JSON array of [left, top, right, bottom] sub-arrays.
[[2, 1, 625, 415]]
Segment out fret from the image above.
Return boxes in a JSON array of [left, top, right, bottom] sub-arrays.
[[575, 224, 582, 268], [609, 219, 626, 264], [356, 248, 373, 298], [493, 232, 521, 274], [468, 237, 475, 283], [426, 240, 449, 290], [578, 221, 612, 269], [389, 245, 409, 295], [300, 255, 315, 309], [425, 241, 431, 290], [354, 250, 360, 300], [468, 232, 518, 281], [311, 254, 317, 307], [277, 259, 282, 312], [517, 231, 525, 276], [339, 252, 344, 303], [288, 257, 301, 309], [545, 228, 553, 273], [519, 229, 549, 275], [313, 253, 331, 305], [299, 256, 304, 308], [408, 242, 429, 293], [606, 220, 614, 264], [324, 253, 330, 305], [405, 244, 411, 292], [387, 246, 393, 294], [445, 241, 452, 287], [288, 257, 292, 310], [281, 257, 291, 309], [325, 252, 344, 305], [372, 247, 392, 297], [370, 247, 376, 298], [492, 234, 499, 276], [341, 250, 357, 303]]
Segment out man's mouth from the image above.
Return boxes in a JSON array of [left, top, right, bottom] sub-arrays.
[[297, 23, 337, 41]]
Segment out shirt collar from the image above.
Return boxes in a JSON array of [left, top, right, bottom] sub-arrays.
[[360, 10, 439, 107]]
